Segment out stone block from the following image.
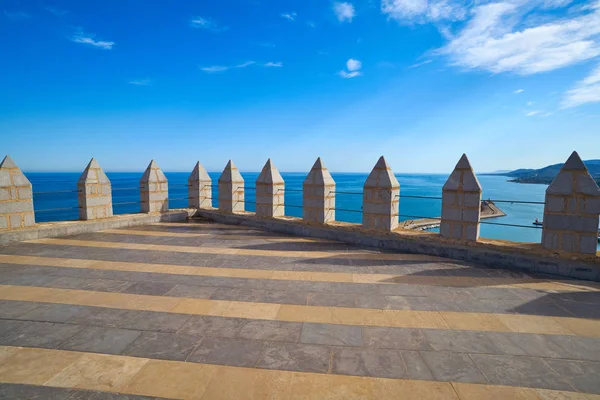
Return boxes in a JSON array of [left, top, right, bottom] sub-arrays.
[[140, 160, 169, 213], [560, 233, 577, 252], [0, 156, 35, 230], [17, 187, 32, 200], [77, 158, 113, 221], [218, 160, 244, 213], [303, 158, 335, 224], [256, 159, 285, 218], [580, 197, 600, 215], [188, 162, 212, 209], [546, 195, 566, 213], [580, 234, 599, 255], [362, 156, 400, 231], [440, 154, 482, 241]]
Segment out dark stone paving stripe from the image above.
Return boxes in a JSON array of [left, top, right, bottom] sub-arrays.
[[1, 268, 595, 317], [0, 383, 166, 399]]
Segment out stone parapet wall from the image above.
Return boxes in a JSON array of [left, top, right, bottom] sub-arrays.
[[140, 160, 169, 213], [77, 158, 113, 220], [188, 161, 212, 209], [303, 158, 335, 224], [256, 159, 284, 218], [218, 160, 244, 213], [363, 156, 400, 231]]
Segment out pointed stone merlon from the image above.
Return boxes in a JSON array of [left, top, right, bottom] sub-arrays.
[[542, 152, 600, 255], [0, 156, 34, 230], [218, 160, 244, 213], [440, 154, 482, 241], [303, 158, 335, 224], [256, 159, 284, 218], [140, 160, 169, 213], [188, 161, 212, 209], [77, 158, 113, 220], [363, 156, 400, 231]]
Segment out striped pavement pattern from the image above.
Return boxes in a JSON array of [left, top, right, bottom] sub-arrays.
[[0, 220, 599, 399]]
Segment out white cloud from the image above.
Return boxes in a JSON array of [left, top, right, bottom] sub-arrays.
[[561, 63, 600, 108], [281, 12, 297, 21], [190, 16, 228, 32], [4, 10, 31, 20], [514, 89, 525, 94], [437, 1, 600, 75], [409, 59, 433, 68], [333, 2, 356, 22], [527, 101, 534, 106], [526, 110, 542, 116], [70, 31, 114, 50], [339, 58, 362, 78], [45, 7, 68, 16], [381, 0, 466, 23], [307, 21, 316, 28], [129, 79, 151, 86], [346, 58, 362, 71], [200, 61, 282, 73]]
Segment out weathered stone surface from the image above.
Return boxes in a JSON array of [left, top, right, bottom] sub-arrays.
[[0, 156, 34, 230], [256, 159, 284, 218], [140, 160, 169, 213], [542, 151, 600, 255], [188, 161, 212, 209], [218, 160, 244, 213], [303, 158, 335, 224], [77, 158, 113, 221], [440, 154, 482, 241], [362, 156, 400, 231]]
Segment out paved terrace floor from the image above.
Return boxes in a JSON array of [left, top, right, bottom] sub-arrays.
[[0, 221, 599, 399]]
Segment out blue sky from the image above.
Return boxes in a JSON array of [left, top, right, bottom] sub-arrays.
[[1, 0, 599, 173]]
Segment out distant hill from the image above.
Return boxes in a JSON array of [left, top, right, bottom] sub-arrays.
[[489, 160, 600, 185]]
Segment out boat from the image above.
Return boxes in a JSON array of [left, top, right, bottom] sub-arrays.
[[533, 218, 543, 226]]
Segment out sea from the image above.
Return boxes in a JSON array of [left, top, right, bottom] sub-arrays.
[[25, 172, 600, 249]]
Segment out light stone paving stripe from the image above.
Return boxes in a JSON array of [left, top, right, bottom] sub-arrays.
[[24, 238, 399, 259], [0, 254, 597, 292], [0, 346, 598, 400], [100, 229, 210, 238], [0, 285, 598, 337]]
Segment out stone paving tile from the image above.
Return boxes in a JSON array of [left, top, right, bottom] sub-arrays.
[[402, 296, 463, 312], [332, 347, 406, 379], [211, 288, 266, 302], [17, 304, 87, 323], [47, 276, 97, 289], [543, 359, 600, 394], [0, 383, 77, 400], [0, 300, 40, 319], [355, 295, 388, 309], [256, 342, 331, 373], [3, 274, 59, 287], [125, 332, 202, 361], [238, 320, 302, 342], [400, 350, 435, 380], [423, 329, 501, 354], [1, 320, 82, 349], [420, 351, 488, 384], [548, 335, 600, 362], [259, 290, 308, 305], [163, 284, 218, 299], [83, 279, 134, 293], [68, 307, 141, 328], [362, 327, 431, 351], [187, 337, 264, 367], [306, 293, 356, 308], [60, 326, 141, 355], [498, 332, 574, 359], [121, 282, 176, 296], [470, 354, 573, 391], [385, 296, 412, 310], [177, 315, 246, 338], [300, 323, 363, 347], [119, 310, 191, 333]]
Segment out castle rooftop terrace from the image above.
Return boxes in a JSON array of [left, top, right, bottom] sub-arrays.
[[0, 220, 600, 399]]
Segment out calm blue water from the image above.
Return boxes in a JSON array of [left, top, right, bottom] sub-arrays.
[[24, 172, 599, 248]]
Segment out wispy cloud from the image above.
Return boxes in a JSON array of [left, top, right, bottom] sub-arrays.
[[561, 63, 600, 108], [526, 110, 542, 116], [70, 30, 114, 50], [4, 10, 31, 20], [44, 7, 68, 16], [281, 12, 297, 21], [190, 16, 228, 32], [436, 1, 600, 75], [129, 79, 151, 86], [307, 21, 316, 28], [333, 2, 356, 22], [408, 59, 432, 68], [339, 58, 362, 78], [200, 61, 282, 73], [514, 89, 525, 94], [381, 0, 466, 24]]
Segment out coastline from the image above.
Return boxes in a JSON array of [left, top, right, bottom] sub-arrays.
[[400, 200, 507, 231]]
